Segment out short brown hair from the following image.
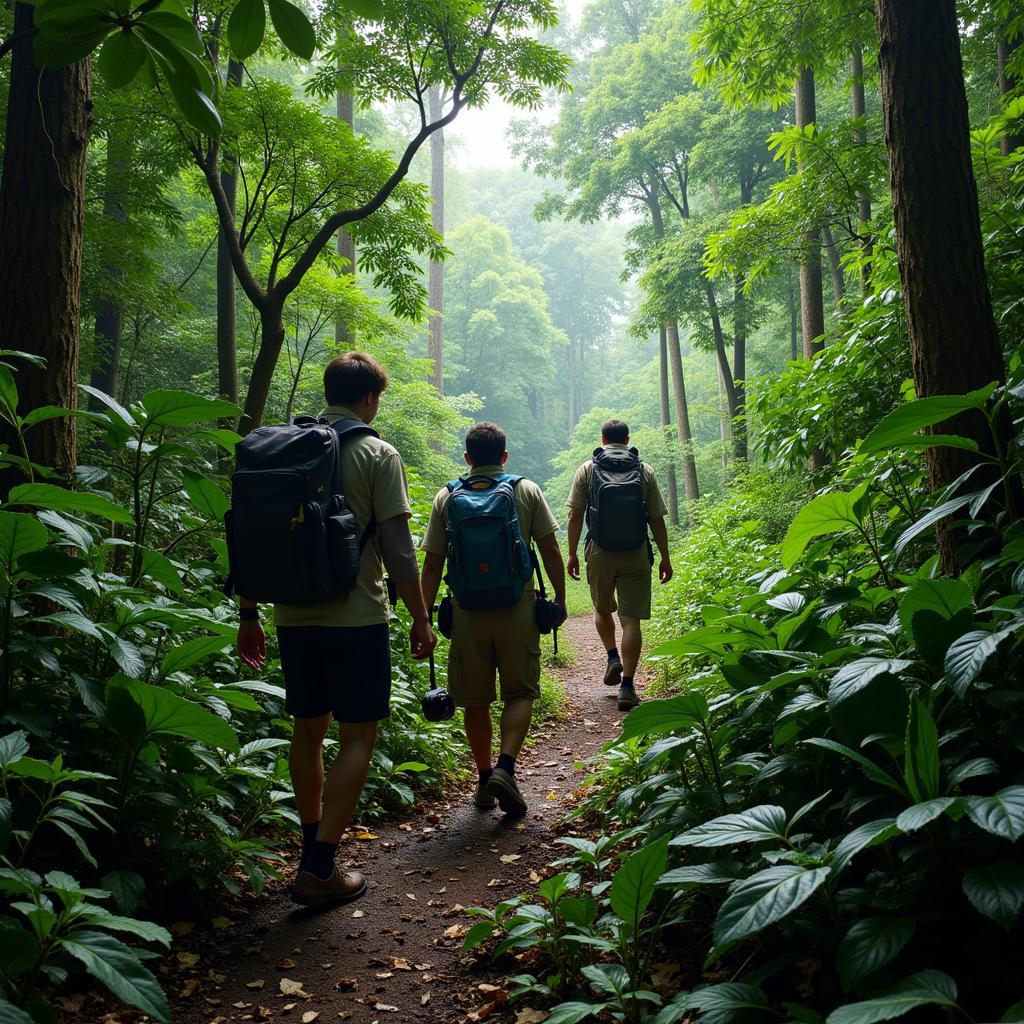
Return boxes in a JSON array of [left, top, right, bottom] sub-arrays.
[[324, 352, 388, 405], [602, 419, 629, 444], [466, 422, 506, 466]]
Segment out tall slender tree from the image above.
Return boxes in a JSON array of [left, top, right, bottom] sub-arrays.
[[427, 84, 445, 393]]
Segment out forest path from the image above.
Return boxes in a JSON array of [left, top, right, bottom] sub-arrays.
[[168, 615, 643, 1024]]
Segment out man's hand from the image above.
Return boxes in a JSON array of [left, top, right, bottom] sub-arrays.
[[409, 616, 437, 660], [567, 553, 581, 581], [659, 558, 673, 584], [237, 620, 266, 670]]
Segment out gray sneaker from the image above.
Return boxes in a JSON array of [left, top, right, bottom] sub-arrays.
[[474, 781, 497, 810], [291, 866, 367, 908], [617, 681, 640, 711], [603, 657, 624, 687], [485, 767, 527, 817]]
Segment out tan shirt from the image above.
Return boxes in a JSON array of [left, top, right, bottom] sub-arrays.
[[422, 466, 559, 570], [567, 444, 669, 520], [274, 407, 411, 628]]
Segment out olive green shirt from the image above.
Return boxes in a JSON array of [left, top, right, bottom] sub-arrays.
[[422, 466, 559, 568], [274, 408, 411, 629], [567, 444, 669, 520]]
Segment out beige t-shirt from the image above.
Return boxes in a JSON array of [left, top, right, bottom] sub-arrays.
[[567, 444, 669, 520], [274, 408, 411, 628], [422, 466, 559, 573]]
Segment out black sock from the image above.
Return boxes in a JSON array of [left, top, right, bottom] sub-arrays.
[[305, 839, 338, 880], [496, 753, 516, 776], [300, 821, 320, 867], [621, 675, 635, 689], [607, 647, 620, 662], [479, 768, 493, 786]]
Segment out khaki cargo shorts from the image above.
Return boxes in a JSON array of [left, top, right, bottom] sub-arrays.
[[585, 542, 652, 620], [448, 589, 541, 708]]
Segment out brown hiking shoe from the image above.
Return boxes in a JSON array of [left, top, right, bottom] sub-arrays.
[[485, 767, 527, 817], [474, 782, 497, 810], [603, 658, 623, 687], [291, 867, 367, 908]]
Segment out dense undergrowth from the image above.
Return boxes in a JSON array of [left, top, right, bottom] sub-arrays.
[[0, 371, 475, 1022]]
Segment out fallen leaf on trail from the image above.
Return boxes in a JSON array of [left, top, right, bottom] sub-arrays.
[[486, 878, 502, 887], [320, 963, 333, 969], [529, 870, 542, 883], [336, 1013, 351, 1021], [399, 823, 412, 831], [405, 893, 417, 901], [437, 886, 447, 894], [583, 719, 598, 727], [441, 903, 465, 917], [283, 1004, 296, 1012], [650, 962, 682, 990], [354, 832, 379, 840], [57, 995, 85, 1013], [279, 978, 308, 997], [279, 959, 296, 969], [515, 823, 526, 831], [351, 910, 365, 919], [392, 958, 412, 971], [376, 972, 393, 979], [413, 963, 432, 971], [246, 980, 266, 991], [544, 792, 558, 800], [179, 979, 201, 998], [443, 923, 466, 939], [232, 1001, 249, 1009], [207, 1018, 228, 1024], [170, 921, 195, 936], [478, 984, 504, 994], [373, 1004, 399, 1012], [499, 854, 521, 864], [301, 1013, 319, 1023], [421, 993, 431, 1006], [541, 761, 558, 767], [514, 1009, 550, 1023], [176, 952, 200, 968], [334, 978, 358, 991], [211, 916, 233, 930]]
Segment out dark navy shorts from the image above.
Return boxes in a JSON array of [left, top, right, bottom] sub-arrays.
[[277, 624, 391, 723]]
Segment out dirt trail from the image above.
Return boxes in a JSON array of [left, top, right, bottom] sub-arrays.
[[168, 616, 642, 1024]]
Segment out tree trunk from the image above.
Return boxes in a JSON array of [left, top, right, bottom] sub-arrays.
[[427, 84, 445, 393], [876, 0, 1012, 573], [666, 320, 699, 512], [242, 303, 286, 432], [821, 223, 845, 302], [997, 34, 1024, 156], [0, 3, 90, 482], [90, 127, 128, 401], [717, 360, 730, 470], [794, 67, 825, 361], [217, 59, 243, 420], [567, 339, 577, 435], [850, 46, 874, 292], [705, 282, 737, 419], [659, 326, 679, 526], [787, 265, 799, 360], [335, 86, 356, 346], [733, 275, 748, 461]]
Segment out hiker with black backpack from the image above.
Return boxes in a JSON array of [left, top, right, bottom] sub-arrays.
[[229, 352, 436, 908], [419, 423, 566, 817], [566, 419, 672, 711]]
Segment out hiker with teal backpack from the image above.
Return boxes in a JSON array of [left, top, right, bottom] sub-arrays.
[[566, 419, 672, 711], [229, 352, 436, 908], [420, 423, 566, 817]]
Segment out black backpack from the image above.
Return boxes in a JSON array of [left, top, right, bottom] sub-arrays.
[[224, 417, 377, 605], [586, 446, 647, 551]]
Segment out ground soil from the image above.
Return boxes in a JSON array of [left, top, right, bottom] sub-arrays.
[[162, 616, 646, 1024]]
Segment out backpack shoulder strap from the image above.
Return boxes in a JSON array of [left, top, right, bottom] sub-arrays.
[[330, 419, 381, 554]]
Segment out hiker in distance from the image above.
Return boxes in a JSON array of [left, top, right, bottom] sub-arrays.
[[566, 418, 672, 711], [233, 352, 436, 908], [420, 422, 567, 817]]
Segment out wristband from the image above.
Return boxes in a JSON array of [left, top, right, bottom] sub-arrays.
[[239, 607, 259, 622]]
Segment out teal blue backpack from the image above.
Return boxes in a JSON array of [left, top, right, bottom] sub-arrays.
[[444, 473, 533, 610]]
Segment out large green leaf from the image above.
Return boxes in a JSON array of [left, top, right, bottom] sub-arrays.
[[616, 693, 707, 744], [830, 818, 900, 875], [680, 984, 771, 1017], [838, 917, 916, 991], [96, 30, 147, 87], [609, 835, 668, 930], [62, 929, 170, 1022], [139, 548, 183, 593], [895, 798, 956, 833], [115, 679, 239, 752], [804, 739, 905, 796], [713, 864, 831, 949], [858, 384, 996, 454], [139, 390, 240, 429], [7, 483, 132, 525], [965, 786, 1024, 842], [0, 732, 30, 770], [0, 365, 18, 414], [78, 384, 135, 427], [180, 468, 229, 520], [545, 1002, 609, 1024], [944, 626, 1018, 698], [228, 0, 266, 58], [780, 483, 870, 569], [898, 578, 973, 667], [0, 512, 48, 572], [267, 0, 316, 58], [671, 805, 787, 848], [160, 633, 235, 677], [963, 861, 1024, 930], [826, 970, 958, 1024], [653, 624, 765, 657], [101, 869, 146, 915], [828, 657, 913, 709], [903, 697, 940, 803], [0, 999, 36, 1024], [893, 492, 977, 559]]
